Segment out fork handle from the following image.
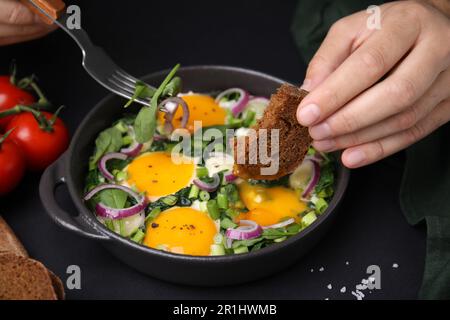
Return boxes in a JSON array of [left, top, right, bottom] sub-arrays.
[[20, 0, 66, 24]]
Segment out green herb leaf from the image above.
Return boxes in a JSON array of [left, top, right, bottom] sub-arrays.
[[134, 107, 154, 144], [124, 82, 156, 108], [133, 64, 181, 143], [99, 189, 128, 209], [162, 77, 182, 97], [89, 127, 124, 169]]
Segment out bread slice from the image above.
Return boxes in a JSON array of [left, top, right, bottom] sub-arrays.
[[0, 216, 28, 257], [0, 216, 65, 300], [233, 84, 312, 180], [0, 253, 58, 300]]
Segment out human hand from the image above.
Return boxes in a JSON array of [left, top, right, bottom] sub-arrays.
[[297, 1, 450, 168], [0, 0, 56, 46]]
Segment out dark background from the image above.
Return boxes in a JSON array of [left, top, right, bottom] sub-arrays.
[[0, 0, 425, 299]]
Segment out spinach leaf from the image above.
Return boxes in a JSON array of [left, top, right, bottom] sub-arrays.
[[124, 82, 156, 108], [105, 127, 123, 153], [89, 127, 124, 170], [134, 64, 180, 143], [99, 189, 128, 209], [134, 107, 154, 144], [162, 76, 182, 97], [315, 162, 334, 194]]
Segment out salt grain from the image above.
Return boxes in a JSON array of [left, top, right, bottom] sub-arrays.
[[327, 284, 332, 290], [340, 286, 346, 293], [393, 263, 399, 269]]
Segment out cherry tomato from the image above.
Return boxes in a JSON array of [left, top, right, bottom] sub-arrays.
[[0, 76, 36, 129], [6, 112, 69, 171], [0, 133, 26, 195]]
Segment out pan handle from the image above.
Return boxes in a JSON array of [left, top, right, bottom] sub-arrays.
[[39, 154, 110, 241]]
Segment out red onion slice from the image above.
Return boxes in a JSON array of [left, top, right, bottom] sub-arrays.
[[226, 220, 263, 240], [98, 152, 128, 181], [193, 173, 220, 192], [120, 143, 143, 157], [159, 97, 190, 134], [215, 88, 250, 116], [225, 173, 237, 183], [302, 160, 321, 199], [84, 184, 148, 220], [262, 218, 295, 230]]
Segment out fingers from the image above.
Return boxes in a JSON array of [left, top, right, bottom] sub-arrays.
[[297, 12, 420, 128], [341, 98, 450, 168], [0, 0, 41, 25], [0, 28, 54, 46], [313, 67, 450, 151], [300, 13, 364, 91], [309, 37, 445, 141]]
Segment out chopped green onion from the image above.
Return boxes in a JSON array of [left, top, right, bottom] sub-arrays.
[[161, 195, 178, 206], [233, 246, 249, 254], [199, 190, 210, 201], [188, 185, 200, 199], [243, 110, 256, 127], [131, 229, 145, 243], [213, 233, 224, 244], [207, 200, 220, 220], [210, 244, 225, 256], [315, 198, 328, 214], [197, 201, 207, 212], [302, 211, 317, 227], [217, 193, 229, 209], [225, 208, 240, 219], [196, 167, 208, 178], [115, 171, 128, 182], [220, 217, 237, 230], [145, 207, 161, 222], [274, 236, 287, 243], [122, 135, 134, 146]]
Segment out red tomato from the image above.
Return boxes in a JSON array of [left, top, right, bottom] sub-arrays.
[[0, 133, 26, 195], [6, 112, 69, 171], [0, 76, 36, 129]]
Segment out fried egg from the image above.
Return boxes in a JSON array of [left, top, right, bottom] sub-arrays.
[[144, 207, 218, 256], [159, 94, 226, 132], [125, 152, 196, 201], [236, 182, 307, 226]]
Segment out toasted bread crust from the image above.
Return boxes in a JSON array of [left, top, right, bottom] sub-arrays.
[[233, 84, 312, 180], [0, 253, 58, 300], [0, 216, 28, 258]]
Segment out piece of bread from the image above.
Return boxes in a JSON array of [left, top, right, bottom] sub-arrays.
[[0, 253, 59, 300], [0, 216, 65, 300], [0, 216, 29, 257], [233, 84, 312, 180]]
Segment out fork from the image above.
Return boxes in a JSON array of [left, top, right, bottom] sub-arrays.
[[21, 0, 154, 107]]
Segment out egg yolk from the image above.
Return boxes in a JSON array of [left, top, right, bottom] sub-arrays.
[[236, 182, 307, 226], [159, 94, 226, 132], [144, 207, 217, 256], [126, 152, 195, 200]]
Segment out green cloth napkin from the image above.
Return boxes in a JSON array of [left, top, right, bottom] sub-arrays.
[[292, 0, 450, 299]]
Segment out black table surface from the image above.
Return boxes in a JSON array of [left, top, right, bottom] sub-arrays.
[[0, 0, 426, 300]]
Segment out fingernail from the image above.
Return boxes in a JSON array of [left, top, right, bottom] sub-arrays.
[[310, 122, 332, 140], [300, 79, 312, 91], [313, 139, 336, 152], [345, 149, 366, 167], [297, 104, 320, 126]]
